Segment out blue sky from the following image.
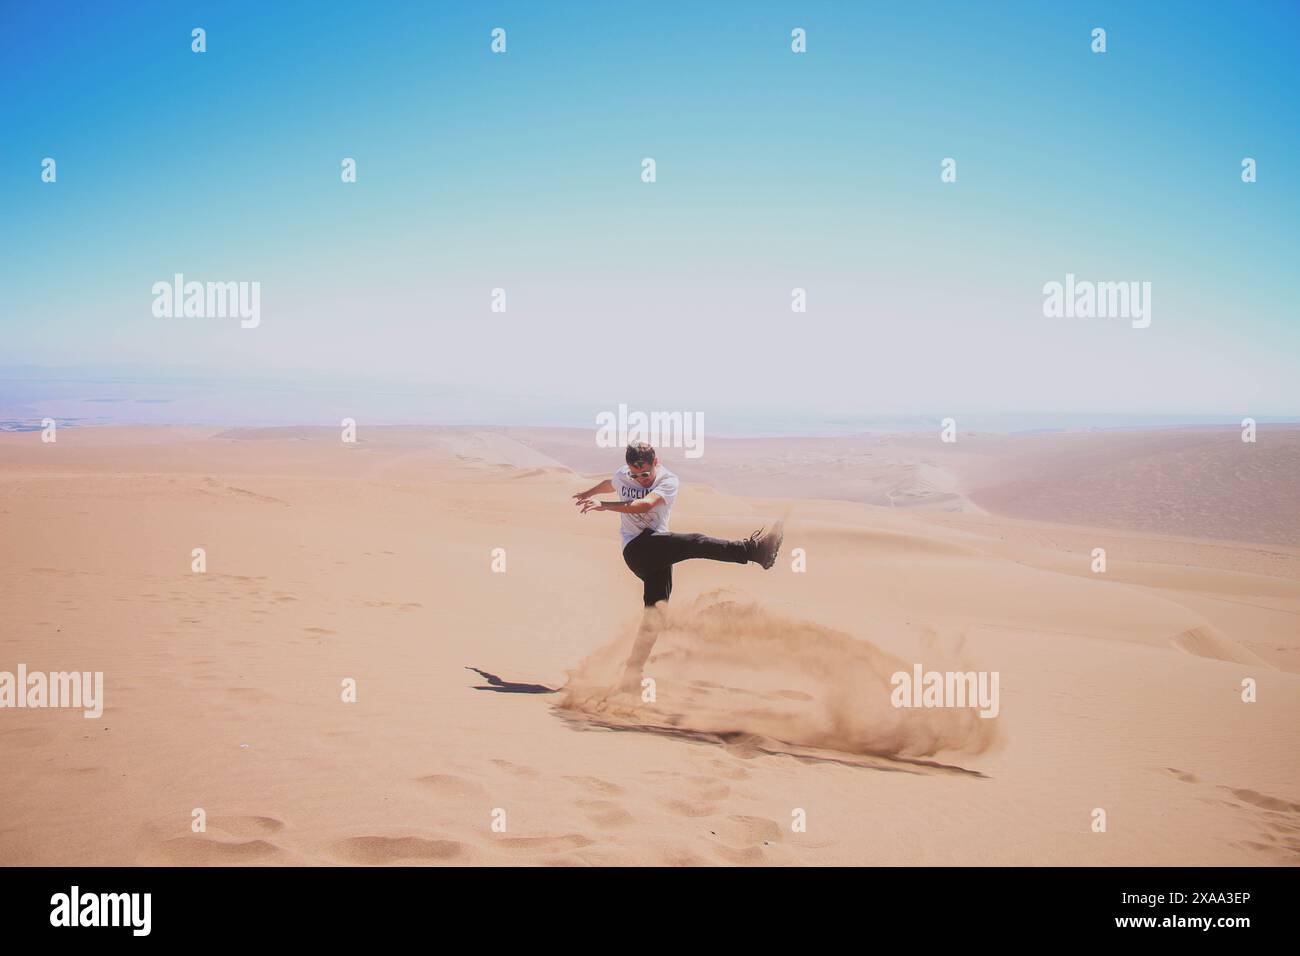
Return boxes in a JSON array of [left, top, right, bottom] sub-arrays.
[[2, 1, 1297, 425]]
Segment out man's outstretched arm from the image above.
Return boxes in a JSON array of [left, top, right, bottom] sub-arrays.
[[572, 478, 614, 501], [579, 493, 663, 515]]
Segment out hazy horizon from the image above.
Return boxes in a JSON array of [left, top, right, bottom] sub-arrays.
[[2, 364, 1297, 437]]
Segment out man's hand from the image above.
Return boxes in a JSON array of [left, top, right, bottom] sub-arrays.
[[578, 498, 606, 514]]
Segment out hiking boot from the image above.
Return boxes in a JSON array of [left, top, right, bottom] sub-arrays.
[[745, 521, 784, 569]]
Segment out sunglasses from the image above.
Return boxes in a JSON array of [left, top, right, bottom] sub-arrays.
[[628, 467, 653, 478]]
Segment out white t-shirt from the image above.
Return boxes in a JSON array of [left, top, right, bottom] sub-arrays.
[[612, 464, 679, 548]]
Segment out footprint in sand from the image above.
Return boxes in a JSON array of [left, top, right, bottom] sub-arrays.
[[652, 773, 733, 817], [717, 814, 783, 845], [1184, 781, 1300, 863], [575, 799, 634, 828], [489, 834, 594, 852], [657, 797, 719, 818], [705, 757, 751, 781], [712, 843, 766, 864], [328, 835, 466, 865], [207, 815, 286, 838], [1225, 787, 1300, 814], [562, 775, 625, 796], [152, 836, 285, 865], [705, 815, 785, 865], [662, 773, 732, 801], [414, 773, 489, 799], [492, 759, 540, 778]]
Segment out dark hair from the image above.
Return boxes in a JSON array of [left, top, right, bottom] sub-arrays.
[[625, 441, 656, 467]]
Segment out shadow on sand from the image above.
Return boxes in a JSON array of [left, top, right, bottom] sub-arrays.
[[466, 666, 558, 695], [555, 711, 988, 778]]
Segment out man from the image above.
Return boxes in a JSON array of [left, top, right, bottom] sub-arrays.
[[574, 441, 783, 606], [573, 441, 783, 691]]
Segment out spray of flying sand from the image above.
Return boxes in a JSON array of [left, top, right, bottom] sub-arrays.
[[557, 590, 1001, 761]]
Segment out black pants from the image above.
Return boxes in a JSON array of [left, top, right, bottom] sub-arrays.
[[622, 529, 750, 606]]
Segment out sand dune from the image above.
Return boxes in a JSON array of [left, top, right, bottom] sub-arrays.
[[502, 424, 1300, 547], [0, 426, 1297, 866]]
